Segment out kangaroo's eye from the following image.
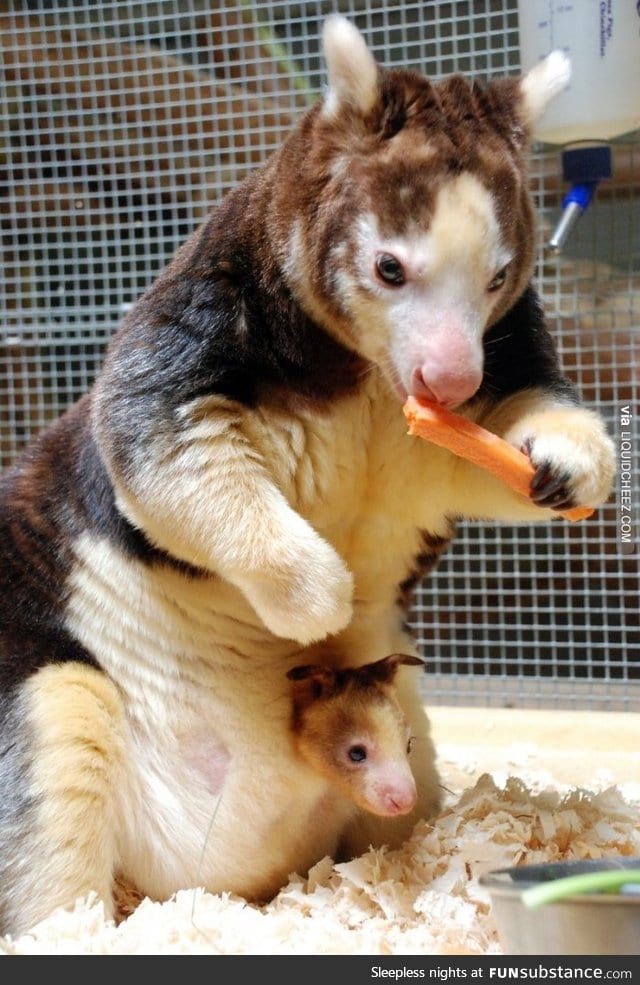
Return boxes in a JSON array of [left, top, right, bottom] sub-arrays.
[[375, 253, 406, 286], [348, 744, 367, 763], [406, 736, 413, 755], [487, 266, 508, 292]]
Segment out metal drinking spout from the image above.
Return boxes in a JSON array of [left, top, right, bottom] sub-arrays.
[[548, 183, 596, 253], [547, 146, 612, 254]]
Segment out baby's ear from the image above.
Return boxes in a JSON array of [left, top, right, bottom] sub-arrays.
[[287, 664, 337, 711], [519, 50, 571, 128], [321, 14, 380, 119], [360, 653, 426, 685]]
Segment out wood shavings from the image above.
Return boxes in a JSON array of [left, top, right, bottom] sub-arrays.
[[3, 771, 638, 955]]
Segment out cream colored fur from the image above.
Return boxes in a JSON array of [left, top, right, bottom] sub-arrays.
[[8, 665, 125, 935], [81, 362, 616, 907]]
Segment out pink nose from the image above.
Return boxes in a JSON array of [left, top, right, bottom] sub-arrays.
[[411, 364, 482, 408], [381, 783, 417, 816]]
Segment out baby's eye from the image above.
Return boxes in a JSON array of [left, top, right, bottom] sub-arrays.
[[375, 253, 406, 286], [348, 744, 367, 762], [406, 736, 413, 755]]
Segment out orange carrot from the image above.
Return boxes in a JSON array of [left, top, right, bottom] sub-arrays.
[[403, 395, 594, 523]]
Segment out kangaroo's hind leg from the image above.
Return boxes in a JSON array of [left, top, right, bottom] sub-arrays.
[[0, 661, 126, 937]]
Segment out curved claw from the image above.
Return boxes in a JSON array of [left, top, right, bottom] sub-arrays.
[[531, 467, 569, 498], [521, 446, 578, 511]]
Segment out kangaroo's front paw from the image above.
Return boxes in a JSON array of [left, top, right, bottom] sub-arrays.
[[239, 534, 354, 645], [510, 407, 615, 510], [522, 440, 577, 511]]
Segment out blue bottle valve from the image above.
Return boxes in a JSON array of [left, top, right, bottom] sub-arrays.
[[548, 183, 597, 253], [547, 146, 612, 254]]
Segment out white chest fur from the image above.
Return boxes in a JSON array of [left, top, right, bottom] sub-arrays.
[[242, 378, 456, 568], [65, 378, 459, 898]]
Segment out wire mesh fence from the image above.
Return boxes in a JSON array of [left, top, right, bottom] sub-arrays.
[[1, 0, 638, 709]]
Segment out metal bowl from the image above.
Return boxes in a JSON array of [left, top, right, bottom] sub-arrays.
[[480, 857, 640, 955]]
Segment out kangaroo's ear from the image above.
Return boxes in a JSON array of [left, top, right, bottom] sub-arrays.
[[321, 14, 379, 119], [359, 653, 426, 685], [519, 50, 571, 127], [287, 664, 337, 712]]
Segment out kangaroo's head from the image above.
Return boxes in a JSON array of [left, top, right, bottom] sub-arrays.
[[287, 654, 424, 816], [271, 15, 570, 408]]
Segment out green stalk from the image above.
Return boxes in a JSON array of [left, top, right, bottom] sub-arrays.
[[522, 869, 640, 909], [239, 0, 313, 101]]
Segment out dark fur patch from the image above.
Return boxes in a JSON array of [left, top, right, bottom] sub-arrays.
[[397, 529, 454, 608], [479, 286, 579, 403], [0, 394, 205, 690], [106, 184, 368, 406], [93, 180, 369, 482], [373, 71, 525, 160]]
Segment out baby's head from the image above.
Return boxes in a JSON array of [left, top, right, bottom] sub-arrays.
[[286, 654, 424, 816]]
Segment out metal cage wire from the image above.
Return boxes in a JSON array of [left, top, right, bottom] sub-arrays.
[[1, 0, 638, 710]]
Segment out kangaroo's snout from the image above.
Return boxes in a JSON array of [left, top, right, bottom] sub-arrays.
[[409, 328, 484, 408]]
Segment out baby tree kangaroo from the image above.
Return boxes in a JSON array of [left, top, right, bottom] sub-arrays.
[[0, 15, 614, 936], [288, 654, 423, 818]]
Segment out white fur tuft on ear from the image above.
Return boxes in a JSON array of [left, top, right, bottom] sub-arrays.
[[519, 50, 572, 125], [321, 14, 379, 119]]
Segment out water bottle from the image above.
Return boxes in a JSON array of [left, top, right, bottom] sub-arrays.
[[517, 0, 640, 144], [517, 1, 640, 250]]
